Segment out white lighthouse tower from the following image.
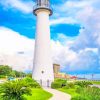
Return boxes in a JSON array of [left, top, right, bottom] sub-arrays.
[[32, 0, 54, 87]]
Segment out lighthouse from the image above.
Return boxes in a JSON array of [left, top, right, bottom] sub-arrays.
[[32, 0, 54, 87]]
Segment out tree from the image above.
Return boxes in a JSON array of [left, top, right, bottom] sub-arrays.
[[14, 70, 26, 77], [26, 73, 32, 78], [0, 65, 12, 76], [0, 65, 26, 78]]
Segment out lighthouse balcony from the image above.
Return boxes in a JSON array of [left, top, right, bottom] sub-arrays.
[[33, 4, 53, 16]]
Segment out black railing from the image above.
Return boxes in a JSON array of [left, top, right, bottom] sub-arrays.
[[33, 4, 52, 10], [33, 4, 53, 16]]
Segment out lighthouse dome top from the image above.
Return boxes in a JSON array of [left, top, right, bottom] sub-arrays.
[[33, 0, 53, 16]]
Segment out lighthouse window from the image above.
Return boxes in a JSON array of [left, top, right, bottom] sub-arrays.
[[39, 0, 41, 6], [41, 0, 48, 6], [37, 0, 41, 6], [46, 0, 49, 6], [41, 71, 44, 74], [45, 0, 47, 6], [37, 0, 49, 7]]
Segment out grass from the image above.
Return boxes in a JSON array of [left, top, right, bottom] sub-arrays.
[[25, 88, 53, 100], [0, 88, 52, 100], [58, 88, 79, 97], [92, 81, 100, 85], [74, 80, 100, 85]]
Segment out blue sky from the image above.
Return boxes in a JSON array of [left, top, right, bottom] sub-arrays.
[[0, 0, 80, 39], [0, 0, 100, 76]]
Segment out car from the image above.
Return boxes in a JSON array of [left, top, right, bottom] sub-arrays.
[[7, 77, 15, 81]]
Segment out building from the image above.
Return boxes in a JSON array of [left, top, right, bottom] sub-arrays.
[[53, 64, 60, 74], [32, 0, 54, 87], [53, 64, 70, 79]]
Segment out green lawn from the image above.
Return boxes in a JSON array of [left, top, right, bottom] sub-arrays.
[[25, 88, 53, 100], [58, 88, 79, 97], [0, 88, 52, 100]]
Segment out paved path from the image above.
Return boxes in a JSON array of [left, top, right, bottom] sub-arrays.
[[91, 84, 100, 88], [44, 88, 71, 100], [0, 79, 6, 83]]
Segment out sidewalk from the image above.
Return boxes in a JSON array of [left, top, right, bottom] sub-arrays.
[[44, 88, 71, 100]]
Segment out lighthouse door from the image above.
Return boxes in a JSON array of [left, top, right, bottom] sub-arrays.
[[39, 80, 50, 87]]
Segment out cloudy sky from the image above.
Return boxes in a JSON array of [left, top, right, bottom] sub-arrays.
[[0, 0, 100, 76]]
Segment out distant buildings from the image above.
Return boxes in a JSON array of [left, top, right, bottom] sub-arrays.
[[53, 64, 60, 74], [53, 64, 70, 79], [53, 64, 77, 80]]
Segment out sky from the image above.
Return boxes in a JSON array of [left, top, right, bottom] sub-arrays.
[[0, 0, 100, 77]]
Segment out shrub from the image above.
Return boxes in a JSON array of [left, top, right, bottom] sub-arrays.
[[66, 82, 75, 88], [51, 79, 67, 89], [51, 82, 62, 89], [23, 77, 41, 88], [0, 80, 31, 100], [75, 81, 92, 88], [73, 87, 100, 100], [0, 75, 6, 78], [71, 96, 88, 100], [75, 86, 83, 93], [87, 87, 100, 100], [31, 82, 41, 88], [55, 79, 67, 87]]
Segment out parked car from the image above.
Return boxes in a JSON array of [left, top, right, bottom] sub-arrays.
[[7, 77, 15, 81]]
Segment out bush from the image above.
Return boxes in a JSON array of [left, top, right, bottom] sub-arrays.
[[23, 77, 41, 88], [71, 96, 88, 100], [87, 87, 100, 100], [51, 82, 62, 89], [66, 82, 75, 89], [51, 79, 67, 89], [31, 82, 41, 88], [75, 81, 92, 88], [73, 87, 100, 100], [0, 80, 31, 100], [55, 79, 67, 86], [75, 86, 83, 93], [0, 75, 6, 78]]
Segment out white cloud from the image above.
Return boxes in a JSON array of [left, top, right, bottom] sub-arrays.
[[71, 1, 100, 50], [0, 27, 77, 72], [0, 27, 34, 71], [52, 0, 100, 52], [69, 50, 99, 72], [0, 27, 34, 54], [51, 40, 77, 67], [0, 27, 99, 73], [58, 0, 93, 12], [51, 38, 99, 73], [0, 0, 100, 74], [50, 17, 77, 25], [84, 48, 98, 53], [51, 1, 89, 25], [0, 0, 34, 14], [0, 53, 33, 71]]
